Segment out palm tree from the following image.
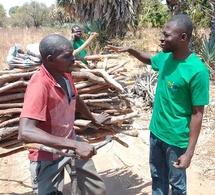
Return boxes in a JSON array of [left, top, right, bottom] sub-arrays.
[[57, 0, 142, 39]]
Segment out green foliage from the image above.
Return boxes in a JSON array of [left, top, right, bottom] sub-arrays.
[[9, 1, 54, 28], [141, 0, 169, 28], [9, 6, 19, 16], [82, 20, 110, 54], [183, 0, 211, 28], [198, 35, 215, 73]]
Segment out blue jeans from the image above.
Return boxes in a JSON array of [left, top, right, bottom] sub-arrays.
[[150, 132, 187, 195]]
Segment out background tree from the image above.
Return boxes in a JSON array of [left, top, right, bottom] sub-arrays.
[[141, 0, 169, 28], [0, 4, 7, 27], [49, 6, 73, 26], [9, 1, 50, 28], [9, 6, 19, 16]]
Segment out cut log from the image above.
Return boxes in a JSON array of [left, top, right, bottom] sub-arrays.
[[0, 131, 18, 141], [74, 119, 97, 129], [0, 108, 22, 116], [0, 80, 28, 94], [0, 126, 19, 140], [74, 61, 89, 69], [80, 92, 118, 99], [0, 103, 23, 109], [0, 71, 36, 86], [85, 102, 121, 110], [80, 69, 124, 92], [0, 66, 38, 76], [104, 111, 139, 125], [107, 60, 129, 74], [83, 97, 120, 103], [0, 117, 19, 128], [106, 125, 139, 137], [0, 93, 24, 103], [75, 81, 95, 90], [72, 71, 106, 84], [76, 54, 118, 61], [77, 84, 110, 94], [0, 139, 21, 148]]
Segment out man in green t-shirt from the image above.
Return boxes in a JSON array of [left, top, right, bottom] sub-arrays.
[[70, 25, 88, 65], [107, 14, 209, 195]]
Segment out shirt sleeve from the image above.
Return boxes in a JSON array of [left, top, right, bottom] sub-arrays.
[[20, 82, 48, 121], [190, 68, 210, 106], [151, 52, 162, 71]]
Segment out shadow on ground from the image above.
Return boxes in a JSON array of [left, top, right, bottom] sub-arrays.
[[63, 167, 151, 195]]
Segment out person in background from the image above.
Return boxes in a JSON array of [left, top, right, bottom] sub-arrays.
[[107, 14, 209, 195], [18, 34, 109, 195], [70, 24, 88, 65]]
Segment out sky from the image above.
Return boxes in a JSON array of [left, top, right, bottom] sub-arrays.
[[0, 0, 57, 15]]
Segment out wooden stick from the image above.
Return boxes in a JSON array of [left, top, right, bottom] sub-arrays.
[[73, 32, 99, 56], [0, 117, 19, 128], [0, 67, 38, 76], [74, 61, 89, 69], [80, 92, 118, 99], [74, 119, 97, 129], [83, 97, 120, 103], [75, 81, 95, 90], [93, 108, 133, 114], [0, 126, 19, 140], [107, 125, 139, 137], [0, 108, 22, 116], [0, 71, 36, 86], [104, 111, 139, 125], [72, 71, 106, 84], [77, 84, 110, 94], [107, 60, 130, 74], [103, 57, 108, 70], [0, 139, 21, 148], [0, 80, 28, 94], [0, 103, 23, 109], [85, 102, 120, 110], [0, 93, 24, 103], [0, 131, 18, 141], [80, 69, 124, 92], [0, 116, 11, 123], [76, 54, 118, 61]]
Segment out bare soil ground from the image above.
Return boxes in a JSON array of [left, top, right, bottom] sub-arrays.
[[0, 103, 215, 195], [0, 57, 215, 195]]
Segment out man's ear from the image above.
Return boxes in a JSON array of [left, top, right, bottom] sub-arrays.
[[46, 55, 53, 63], [181, 33, 187, 41]]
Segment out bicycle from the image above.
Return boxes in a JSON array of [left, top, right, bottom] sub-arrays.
[[23, 135, 128, 195]]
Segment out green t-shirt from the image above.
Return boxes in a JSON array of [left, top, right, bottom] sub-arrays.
[[149, 51, 209, 148], [70, 39, 88, 64]]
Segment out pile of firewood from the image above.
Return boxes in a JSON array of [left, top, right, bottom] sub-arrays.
[[0, 33, 140, 157]]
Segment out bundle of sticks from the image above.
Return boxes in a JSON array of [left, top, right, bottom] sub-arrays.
[[0, 33, 139, 157]]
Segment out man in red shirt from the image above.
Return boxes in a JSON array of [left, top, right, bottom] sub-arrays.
[[18, 34, 109, 195]]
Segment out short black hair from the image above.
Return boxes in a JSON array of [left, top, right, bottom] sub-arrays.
[[39, 34, 70, 60], [71, 25, 82, 33], [168, 14, 193, 40]]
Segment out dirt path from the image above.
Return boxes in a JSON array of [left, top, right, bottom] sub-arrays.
[[0, 128, 215, 195]]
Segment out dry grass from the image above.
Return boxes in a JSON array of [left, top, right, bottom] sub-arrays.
[[0, 27, 70, 70], [0, 27, 161, 71]]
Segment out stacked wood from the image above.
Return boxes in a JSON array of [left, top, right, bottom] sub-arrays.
[[0, 56, 139, 157]]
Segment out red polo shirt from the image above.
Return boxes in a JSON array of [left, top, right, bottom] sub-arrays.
[[20, 65, 77, 161]]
